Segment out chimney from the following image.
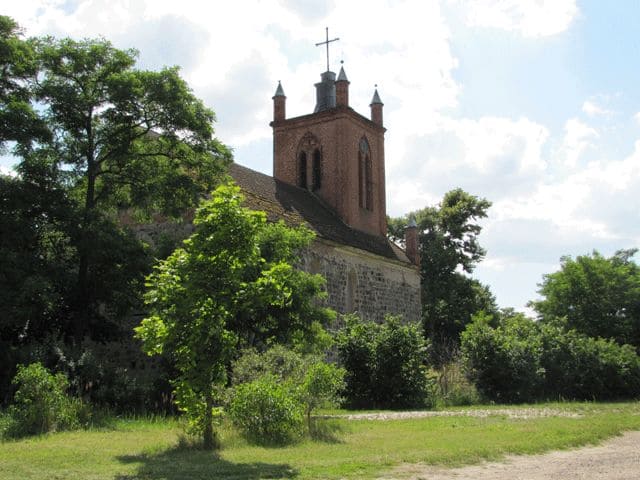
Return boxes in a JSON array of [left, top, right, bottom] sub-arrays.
[[336, 64, 349, 107], [273, 81, 286, 122], [370, 87, 383, 126], [404, 216, 420, 266]]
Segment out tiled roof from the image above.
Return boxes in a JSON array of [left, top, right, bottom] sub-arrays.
[[229, 163, 411, 264]]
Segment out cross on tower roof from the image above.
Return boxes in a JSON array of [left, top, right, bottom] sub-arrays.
[[315, 27, 339, 72]]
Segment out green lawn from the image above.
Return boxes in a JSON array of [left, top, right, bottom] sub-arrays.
[[1, 402, 639, 480]]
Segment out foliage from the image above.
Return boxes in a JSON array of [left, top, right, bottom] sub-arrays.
[[389, 189, 496, 364], [0, 16, 48, 149], [228, 375, 304, 445], [0, 17, 231, 357], [298, 362, 345, 429], [431, 357, 482, 407], [3, 363, 86, 438], [337, 314, 432, 409], [231, 345, 308, 386], [135, 183, 332, 448], [230, 346, 344, 437], [531, 249, 640, 349], [461, 312, 640, 402]]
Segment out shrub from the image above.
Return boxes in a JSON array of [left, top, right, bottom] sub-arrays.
[[432, 358, 482, 407], [228, 375, 304, 445], [337, 315, 432, 409], [4, 363, 84, 437], [231, 345, 307, 386], [461, 313, 640, 402]]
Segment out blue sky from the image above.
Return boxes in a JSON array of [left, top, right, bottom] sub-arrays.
[[3, 0, 640, 313]]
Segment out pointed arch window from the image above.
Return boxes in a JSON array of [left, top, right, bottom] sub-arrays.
[[358, 137, 373, 211], [297, 132, 321, 191], [298, 152, 307, 188], [312, 149, 322, 191]]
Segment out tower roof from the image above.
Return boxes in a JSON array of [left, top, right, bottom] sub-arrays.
[[273, 81, 285, 97], [337, 65, 349, 82], [370, 88, 383, 105]]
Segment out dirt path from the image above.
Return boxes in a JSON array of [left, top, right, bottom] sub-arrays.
[[379, 430, 640, 480], [326, 408, 639, 479]]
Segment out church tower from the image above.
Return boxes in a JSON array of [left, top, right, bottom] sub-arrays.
[[270, 66, 387, 237]]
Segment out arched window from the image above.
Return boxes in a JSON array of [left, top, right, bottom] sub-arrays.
[[358, 137, 373, 211], [298, 151, 307, 188], [296, 132, 321, 191], [312, 149, 322, 191]]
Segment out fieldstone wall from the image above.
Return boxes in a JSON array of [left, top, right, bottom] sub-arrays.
[[299, 239, 421, 323]]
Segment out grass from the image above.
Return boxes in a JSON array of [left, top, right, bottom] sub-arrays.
[[1, 402, 639, 479]]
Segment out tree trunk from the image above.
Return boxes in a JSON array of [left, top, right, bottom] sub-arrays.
[[73, 147, 96, 344], [203, 389, 215, 449]]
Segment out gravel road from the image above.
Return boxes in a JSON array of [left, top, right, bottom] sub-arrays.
[[380, 430, 640, 480]]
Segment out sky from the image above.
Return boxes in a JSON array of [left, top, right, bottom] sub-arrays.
[[3, 0, 640, 314]]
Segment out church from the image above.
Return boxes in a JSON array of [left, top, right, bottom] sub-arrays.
[[228, 61, 422, 323]]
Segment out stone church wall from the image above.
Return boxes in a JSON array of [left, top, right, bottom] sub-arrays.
[[299, 239, 421, 323]]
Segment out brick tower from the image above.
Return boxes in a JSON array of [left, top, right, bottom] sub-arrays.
[[271, 66, 387, 237]]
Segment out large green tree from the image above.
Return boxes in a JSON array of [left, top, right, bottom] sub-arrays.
[[531, 249, 640, 349], [389, 189, 496, 363], [135, 183, 333, 448], [0, 16, 48, 149], [1, 20, 231, 344]]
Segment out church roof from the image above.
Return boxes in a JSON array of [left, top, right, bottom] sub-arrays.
[[229, 163, 412, 264]]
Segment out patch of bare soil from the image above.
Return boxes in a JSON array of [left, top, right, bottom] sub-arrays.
[[379, 430, 640, 480]]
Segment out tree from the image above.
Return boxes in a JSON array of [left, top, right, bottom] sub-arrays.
[[0, 16, 48, 150], [389, 189, 496, 363], [30, 36, 231, 341], [531, 249, 640, 349], [0, 22, 232, 345], [135, 183, 333, 448]]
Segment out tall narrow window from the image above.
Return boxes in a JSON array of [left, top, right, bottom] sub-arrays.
[[312, 149, 322, 191], [365, 155, 373, 210], [358, 137, 372, 210], [298, 151, 307, 189]]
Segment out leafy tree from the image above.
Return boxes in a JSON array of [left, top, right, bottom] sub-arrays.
[[28, 36, 231, 341], [531, 249, 640, 349], [0, 19, 232, 348], [298, 362, 344, 430], [0, 16, 48, 149], [135, 183, 333, 448], [389, 189, 496, 363]]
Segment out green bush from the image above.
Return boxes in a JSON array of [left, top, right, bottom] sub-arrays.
[[228, 375, 304, 445], [337, 315, 432, 409], [231, 345, 307, 386], [461, 313, 640, 402], [4, 363, 85, 437], [432, 359, 482, 407]]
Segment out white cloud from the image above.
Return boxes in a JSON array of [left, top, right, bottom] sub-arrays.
[[561, 118, 598, 168], [582, 100, 612, 117], [461, 0, 579, 37], [634, 112, 640, 125]]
